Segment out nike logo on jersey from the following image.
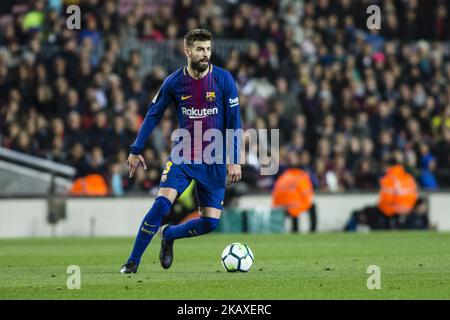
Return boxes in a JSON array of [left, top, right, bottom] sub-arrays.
[[143, 222, 157, 228], [181, 95, 192, 100], [152, 89, 160, 103]]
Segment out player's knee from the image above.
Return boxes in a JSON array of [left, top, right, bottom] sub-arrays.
[[200, 217, 220, 234], [154, 195, 172, 211], [146, 196, 172, 221]]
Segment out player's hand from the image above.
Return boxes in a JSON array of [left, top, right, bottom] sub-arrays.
[[227, 164, 241, 185], [127, 154, 147, 178]]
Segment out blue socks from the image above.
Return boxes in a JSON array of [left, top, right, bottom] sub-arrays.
[[163, 216, 220, 241], [127, 196, 220, 264], [128, 196, 172, 264]]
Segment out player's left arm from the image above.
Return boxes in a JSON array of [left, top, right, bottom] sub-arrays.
[[224, 71, 242, 185], [128, 77, 173, 177]]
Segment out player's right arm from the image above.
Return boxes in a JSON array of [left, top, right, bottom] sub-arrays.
[[128, 78, 173, 177]]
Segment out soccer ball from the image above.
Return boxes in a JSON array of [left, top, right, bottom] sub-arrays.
[[221, 242, 254, 272]]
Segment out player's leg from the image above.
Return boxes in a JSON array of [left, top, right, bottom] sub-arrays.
[[120, 159, 191, 273], [159, 166, 225, 269], [120, 187, 177, 274], [162, 206, 221, 241], [161, 176, 224, 242], [159, 206, 221, 269]]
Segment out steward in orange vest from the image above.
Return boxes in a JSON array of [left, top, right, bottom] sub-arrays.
[[272, 168, 316, 232], [345, 163, 422, 231], [69, 173, 109, 196], [377, 165, 418, 217]]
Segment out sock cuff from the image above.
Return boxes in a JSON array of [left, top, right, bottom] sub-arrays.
[[200, 216, 220, 228], [154, 196, 172, 208], [201, 216, 220, 222]]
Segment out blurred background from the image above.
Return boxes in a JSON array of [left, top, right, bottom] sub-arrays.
[[0, 0, 449, 237]]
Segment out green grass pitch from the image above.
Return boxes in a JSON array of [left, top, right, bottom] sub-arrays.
[[1, 231, 449, 299]]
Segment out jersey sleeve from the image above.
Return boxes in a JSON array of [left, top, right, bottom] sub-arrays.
[[224, 71, 242, 164], [130, 78, 173, 155]]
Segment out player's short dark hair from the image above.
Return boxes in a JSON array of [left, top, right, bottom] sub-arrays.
[[184, 29, 213, 47]]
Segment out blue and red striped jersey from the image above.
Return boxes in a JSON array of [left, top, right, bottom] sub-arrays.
[[130, 64, 241, 163]]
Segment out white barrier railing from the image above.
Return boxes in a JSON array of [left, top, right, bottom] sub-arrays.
[[0, 193, 448, 238]]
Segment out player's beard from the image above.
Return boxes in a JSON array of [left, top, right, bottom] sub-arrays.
[[191, 57, 209, 73]]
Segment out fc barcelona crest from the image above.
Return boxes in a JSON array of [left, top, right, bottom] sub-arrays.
[[206, 91, 216, 102]]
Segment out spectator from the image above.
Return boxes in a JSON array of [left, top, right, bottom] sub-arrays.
[[419, 144, 438, 190], [345, 162, 421, 231], [86, 146, 107, 176], [272, 166, 316, 233], [0, 0, 449, 194]]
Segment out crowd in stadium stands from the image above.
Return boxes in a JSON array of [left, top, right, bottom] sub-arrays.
[[0, 0, 450, 195]]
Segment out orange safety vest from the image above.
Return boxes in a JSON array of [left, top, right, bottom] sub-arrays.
[[377, 165, 418, 216], [272, 168, 314, 218], [179, 210, 201, 224], [69, 174, 109, 196]]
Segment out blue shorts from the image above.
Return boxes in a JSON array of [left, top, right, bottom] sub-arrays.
[[159, 159, 227, 210]]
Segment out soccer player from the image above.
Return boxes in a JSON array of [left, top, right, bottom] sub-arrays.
[[120, 29, 242, 274]]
